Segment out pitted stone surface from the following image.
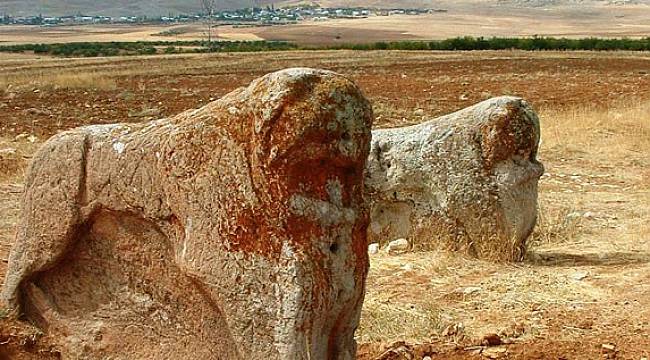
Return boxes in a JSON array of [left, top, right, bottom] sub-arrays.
[[365, 97, 543, 261], [1, 68, 373, 359]]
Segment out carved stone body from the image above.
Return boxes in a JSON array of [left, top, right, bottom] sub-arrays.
[[2, 68, 373, 359], [365, 97, 543, 261]]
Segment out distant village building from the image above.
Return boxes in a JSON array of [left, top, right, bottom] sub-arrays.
[[0, 5, 438, 26]]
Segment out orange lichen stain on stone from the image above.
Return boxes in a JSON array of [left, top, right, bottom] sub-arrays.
[[228, 208, 283, 259], [480, 103, 538, 171], [351, 214, 370, 279]]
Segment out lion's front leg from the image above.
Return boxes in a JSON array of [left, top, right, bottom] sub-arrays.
[[1, 132, 88, 312]]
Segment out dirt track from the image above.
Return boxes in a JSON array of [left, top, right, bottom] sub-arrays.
[[1, 50, 649, 359]]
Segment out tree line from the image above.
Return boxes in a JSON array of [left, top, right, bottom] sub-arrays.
[[0, 36, 649, 57], [343, 36, 650, 51]]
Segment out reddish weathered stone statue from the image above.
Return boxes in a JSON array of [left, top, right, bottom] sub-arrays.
[[2, 68, 373, 359]]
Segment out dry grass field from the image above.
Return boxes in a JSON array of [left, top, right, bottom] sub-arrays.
[[1, 50, 650, 358], [253, 6, 650, 44], [0, 24, 265, 45]]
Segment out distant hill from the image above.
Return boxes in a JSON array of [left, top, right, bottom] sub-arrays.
[[0, 1, 276, 17], [1, 0, 648, 17]]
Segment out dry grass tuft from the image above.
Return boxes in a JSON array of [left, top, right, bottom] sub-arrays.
[[1, 71, 117, 92], [529, 204, 583, 247], [357, 297, 441, 343], [0, 138, 41, 182], [47, 72, 118, 91], [0, 151, 23, 182]]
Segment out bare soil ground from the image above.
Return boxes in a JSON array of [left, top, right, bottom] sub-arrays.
[[2, 51, 649, 137], [1, 50, 649, 359]]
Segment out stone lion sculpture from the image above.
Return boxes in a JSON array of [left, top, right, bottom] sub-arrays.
[[365, 96, 544, 261], [2, 68, 373, 359]]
